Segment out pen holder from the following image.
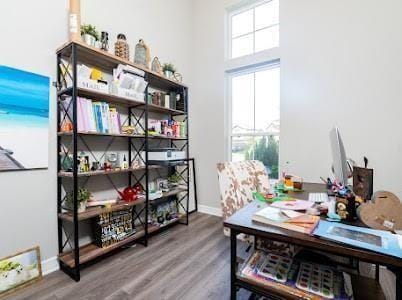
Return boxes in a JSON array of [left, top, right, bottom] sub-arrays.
[[352, 166, 373, 201]]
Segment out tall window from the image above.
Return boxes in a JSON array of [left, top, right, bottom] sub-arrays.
[[230, 0, 279, 58], [230, 65, 280, 178]]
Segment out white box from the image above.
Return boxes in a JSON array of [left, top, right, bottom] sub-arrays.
[[148, 149, 186, 161]]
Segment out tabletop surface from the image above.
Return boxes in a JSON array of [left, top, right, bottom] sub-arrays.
[[224, 183, 402, 268]]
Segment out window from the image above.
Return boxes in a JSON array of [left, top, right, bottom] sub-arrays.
[[229, 65, 280, 178], [230, 0, 279, 59]]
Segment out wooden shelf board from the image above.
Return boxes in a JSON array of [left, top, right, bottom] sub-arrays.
[[236, 272, 385, 300], [149, 187, 188, 204], [58, 230, 145, 268], [146, 103, 186, 115], [58, 165, 162, 178], [58, 86, 186, 115], [58, 86, 146, 107], [56, 40, 187, 90], [58, 131, 187, 140], [58, 130, 146, 138], [148, 214, 185, 234], [58, 198, 146, 222]]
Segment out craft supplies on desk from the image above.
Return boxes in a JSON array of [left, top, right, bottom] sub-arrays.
[[314, 220, 402, 259], [252, 206, 320, 234], [271, 199, 314, 211]]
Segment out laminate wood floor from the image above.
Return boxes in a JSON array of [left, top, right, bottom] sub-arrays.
[[6, 213, 250, 300], [4, 213, 395, 300]]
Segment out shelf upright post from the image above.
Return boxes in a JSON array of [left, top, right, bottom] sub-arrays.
[[184, 87, 190, 225], [144, 82, 149, 247], [57, 52, 63, 254], [128, 106, 132, 187], [71, 43, 80, 281]]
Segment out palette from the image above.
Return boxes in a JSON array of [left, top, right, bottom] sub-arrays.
[[296, 262, 334, 299], [257, 253, 293, 283]]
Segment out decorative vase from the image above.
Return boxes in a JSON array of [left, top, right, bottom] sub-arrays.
[[114, 33, 130, 60], [95, 41, 102, 49], [134, 39, 150, 68], [164, 70, 173, 78], [82, 34, 96, 47], [78, 201, 87, 213], [69, 0, 81, 41]]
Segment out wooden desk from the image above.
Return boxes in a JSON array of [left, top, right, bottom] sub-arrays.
[[224, 183, 402, 300]]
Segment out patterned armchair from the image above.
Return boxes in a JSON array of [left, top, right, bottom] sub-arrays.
[[216, 160, 270, 235], [217, 160, 295, 257]]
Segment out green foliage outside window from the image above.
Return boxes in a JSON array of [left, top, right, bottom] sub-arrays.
[[245, 136, 279, 178]]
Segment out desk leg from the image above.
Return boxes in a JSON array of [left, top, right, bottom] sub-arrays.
[[396, 269, 402, 300], [230, 229, 237, 300]]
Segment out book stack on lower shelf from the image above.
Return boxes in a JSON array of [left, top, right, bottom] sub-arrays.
[[240, 250, 353, 300]]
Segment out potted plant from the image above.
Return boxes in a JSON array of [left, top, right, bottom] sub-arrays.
[[81, 24, 100, 47], [64, 188, 91, 213], [168, 174, 181, 187], [162, 63, 176, 78]]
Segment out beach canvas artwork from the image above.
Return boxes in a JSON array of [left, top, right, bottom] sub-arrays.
[[0, 66, 49, 171], [0, 247, 42, 297]]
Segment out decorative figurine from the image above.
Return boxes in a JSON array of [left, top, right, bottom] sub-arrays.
[[106, 153, 119, 169], [121, 155, 129, 169], [69, 0, 81, 41], [100, 31, 109, 51], [114, 34, 130, 60], [151, 57, 162, 74], [134, 39, 150, 68]]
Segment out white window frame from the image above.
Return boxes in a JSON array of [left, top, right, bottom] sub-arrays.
[[226, 62, 280, 162], [227, 0, 279, 60], [224, 0, 281, 164]]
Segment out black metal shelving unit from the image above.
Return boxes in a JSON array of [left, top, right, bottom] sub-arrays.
[[56, 41, 190, 281]]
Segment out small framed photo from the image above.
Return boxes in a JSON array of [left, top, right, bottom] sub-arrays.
[[0, 246, 42, 297]]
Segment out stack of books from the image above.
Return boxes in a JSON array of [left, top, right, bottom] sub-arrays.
[[61, 97, 123, 134], [252, 206, 320, 234]]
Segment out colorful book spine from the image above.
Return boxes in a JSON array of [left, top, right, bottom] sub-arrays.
[[77, 97, 85, 132]]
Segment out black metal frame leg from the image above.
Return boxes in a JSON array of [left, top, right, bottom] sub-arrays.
[[230, 229, 238, 300], [396, 268, 402, 300]]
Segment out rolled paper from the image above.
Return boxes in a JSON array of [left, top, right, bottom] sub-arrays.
[[69, 0, 81, 41]]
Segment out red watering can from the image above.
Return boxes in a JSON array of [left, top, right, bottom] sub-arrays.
[[118, 186, 137, 202]]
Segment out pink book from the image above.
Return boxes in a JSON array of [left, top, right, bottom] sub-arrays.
[[77, 97, 85, 132]]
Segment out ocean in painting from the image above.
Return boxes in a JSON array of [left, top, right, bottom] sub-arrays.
[[0, 66, 49, 170]]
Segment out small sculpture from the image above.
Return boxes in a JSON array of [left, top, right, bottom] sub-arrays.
[[134, 39, 151, 68], [114, 34, 129, 60], [151, 57, 162, 74], [100, 31, 109, 51]]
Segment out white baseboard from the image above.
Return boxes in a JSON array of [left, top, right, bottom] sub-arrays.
[[41, 256, 59, 275], [198, 205, 222, 217]]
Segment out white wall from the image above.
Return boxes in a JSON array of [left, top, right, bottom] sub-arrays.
[[192, 0, 402, 215], [280, 0, 402, 198], [0, 0, 193, 269], [0, 0, 68, 266]]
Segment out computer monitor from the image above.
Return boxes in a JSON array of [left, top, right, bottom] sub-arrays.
[[329, 127, 349, 186]]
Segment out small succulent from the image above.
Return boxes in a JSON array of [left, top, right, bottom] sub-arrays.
[[162, 63, 176, 73], [81, 24, 100, 41]]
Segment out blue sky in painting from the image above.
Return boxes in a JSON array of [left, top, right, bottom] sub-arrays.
[[0, 66, 49, 116]]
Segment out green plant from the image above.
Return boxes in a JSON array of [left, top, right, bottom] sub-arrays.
[[168, 174, 181, 183], [65, 188, 91, 208], [81, 24, 100, 41], [162, 63, 176, 73]]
